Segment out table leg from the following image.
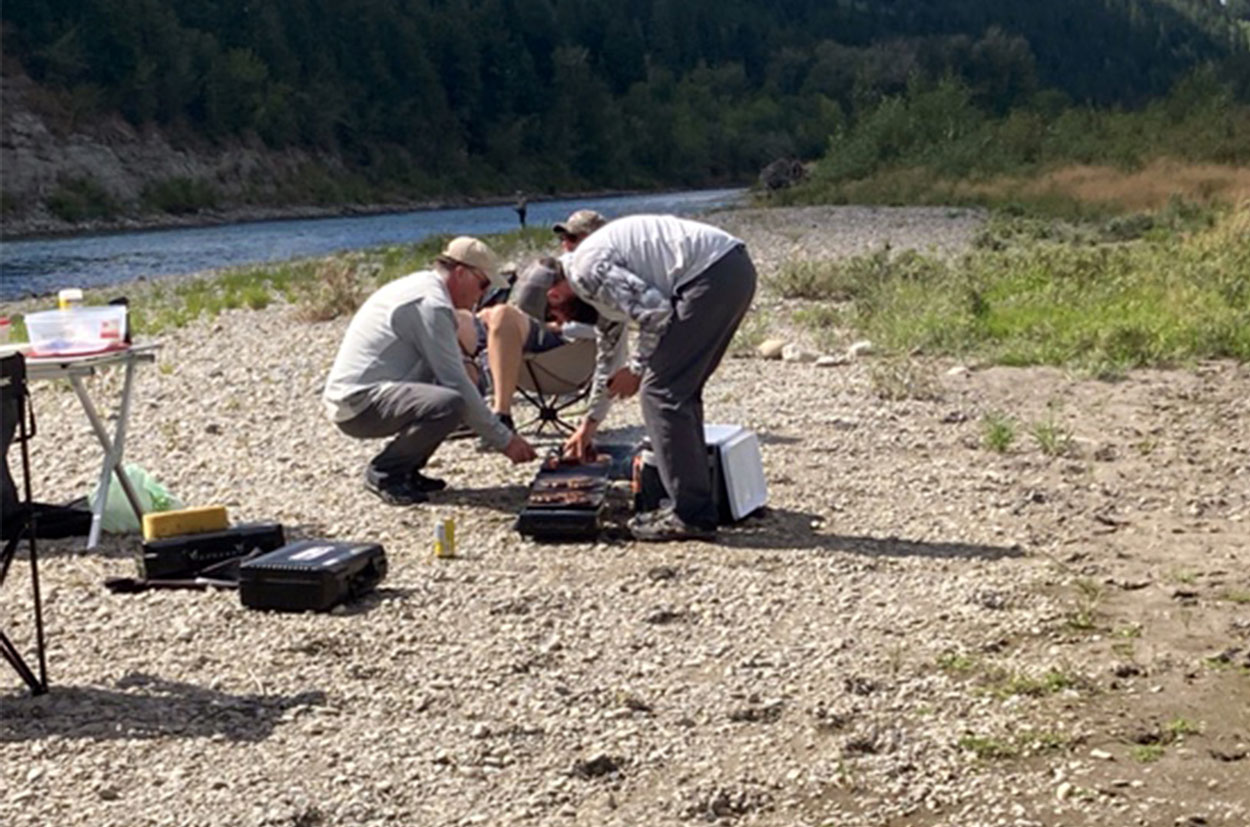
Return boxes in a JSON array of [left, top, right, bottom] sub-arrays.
[[72, 359, 143, 549]]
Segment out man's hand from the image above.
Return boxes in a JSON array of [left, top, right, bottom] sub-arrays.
[[502, 434, 537, 464], [607, 367, 641, 399], [562, 418, 599, 463]]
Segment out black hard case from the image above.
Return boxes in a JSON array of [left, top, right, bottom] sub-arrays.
[[238, 540, 387, 612], [139, 523, 286, 579]]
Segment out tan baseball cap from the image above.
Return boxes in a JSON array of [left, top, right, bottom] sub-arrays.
[[553, 209, 608, 238], [441, 236, 505, 289]]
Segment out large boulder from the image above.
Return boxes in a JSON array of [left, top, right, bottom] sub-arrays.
[[759, 158, 806, 191]]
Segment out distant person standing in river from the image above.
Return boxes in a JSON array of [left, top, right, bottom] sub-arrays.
[[513, 192, 528, 228]]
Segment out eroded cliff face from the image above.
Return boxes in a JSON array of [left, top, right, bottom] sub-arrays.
[[1, 71, 348, 237]]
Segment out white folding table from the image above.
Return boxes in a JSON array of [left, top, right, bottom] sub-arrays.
[[3, 342, 162, 549]]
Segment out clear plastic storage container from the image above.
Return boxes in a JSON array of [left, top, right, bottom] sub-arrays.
[[24, 305, 128, 356]]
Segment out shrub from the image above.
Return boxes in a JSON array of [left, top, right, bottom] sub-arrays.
[[835, 203, 1250, 369], [47, 176, 118, 221], [141, 177, 219, 214], [295, 259, 372, 321], [769, 258, 856, 300], [869, 358, 941, 401]]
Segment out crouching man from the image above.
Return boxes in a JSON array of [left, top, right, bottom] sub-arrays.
[[546, 215, 757, 541], [322, 236, 537, 505]]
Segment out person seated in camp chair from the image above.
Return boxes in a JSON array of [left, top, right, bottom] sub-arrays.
[[464, 209, 609, 431], [322, 237, 537, 506], [545, 214, 758, 543], [499, 209, 608, 358], [461, 260, 600, 434]]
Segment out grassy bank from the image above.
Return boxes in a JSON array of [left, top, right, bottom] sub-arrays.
[[5, 201, 1246, 379], [772, 201, 1249, 376], [770, 73, 1250, 219], [771, 159, 1250, 219]]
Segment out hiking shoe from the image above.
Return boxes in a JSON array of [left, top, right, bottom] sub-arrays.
[[364, 476, 429, 506], [628, 507, 717, 542], [409, 470, 447, 492], [629, 508, 665, 527]]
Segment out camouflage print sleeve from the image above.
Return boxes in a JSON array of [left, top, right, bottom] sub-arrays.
[[579, 259, 673, 374], [587, 318, 627, 422]]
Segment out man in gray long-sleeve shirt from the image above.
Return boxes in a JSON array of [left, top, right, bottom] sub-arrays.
[[545, 214, 757, 541], [323, 236, 537, 505]]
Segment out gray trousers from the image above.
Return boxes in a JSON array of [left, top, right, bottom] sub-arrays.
[[336, 383, 466, 483], [641, 245, 757, 529]]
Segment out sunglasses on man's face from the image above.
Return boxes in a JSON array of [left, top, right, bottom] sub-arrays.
[[464, 265, 491, 291]]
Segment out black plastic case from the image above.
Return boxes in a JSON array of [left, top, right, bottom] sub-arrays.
[[139, 523, 286, 579], [238, 540, 387, 612]]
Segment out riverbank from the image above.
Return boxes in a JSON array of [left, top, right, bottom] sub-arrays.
[[2, 205, 1247, 827], [0, 199, 444, 241], [0, 185, 720, 242], [0, 188, 750, 302]]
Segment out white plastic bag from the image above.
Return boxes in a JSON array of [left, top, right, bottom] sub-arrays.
[[91, 462, 182, 534]]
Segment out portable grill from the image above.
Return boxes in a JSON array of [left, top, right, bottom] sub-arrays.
[[515, 451, 612, 541]]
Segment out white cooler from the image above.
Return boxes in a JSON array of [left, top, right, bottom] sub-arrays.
[[633, 424, 768, 522]]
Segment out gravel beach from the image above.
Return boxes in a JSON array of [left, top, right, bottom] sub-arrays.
[[3, 206, 1248, 827]]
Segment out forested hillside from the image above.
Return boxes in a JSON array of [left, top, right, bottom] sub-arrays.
[[2, 0, 1248, 229]]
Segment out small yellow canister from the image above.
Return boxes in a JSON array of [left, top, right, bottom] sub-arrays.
[[434, 516, 456, 558]]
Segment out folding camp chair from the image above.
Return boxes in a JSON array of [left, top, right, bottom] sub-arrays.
[[514, 339, 596, 435], [1, 353, 49, 696]]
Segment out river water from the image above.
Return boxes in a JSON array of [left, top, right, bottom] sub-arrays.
[[0, 187, 746, 301]]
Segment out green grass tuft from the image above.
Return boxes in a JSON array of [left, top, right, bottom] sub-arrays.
[[1031, 415, 1074, 457], [1130, 744, 1166, 763], [936, 651, 977, 674], [958, 735, 1018, 760], [982, 667, 1080, 699], [981, 412, 1017, 452]]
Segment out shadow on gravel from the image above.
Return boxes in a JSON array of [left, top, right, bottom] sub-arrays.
[[18, 536, 136, 561], [431, 484, 529, 513], [0, 672, 327, 742], [331, 586, 417, 615], [720, 507, 1023, 561], [754, 431, 804, 446]]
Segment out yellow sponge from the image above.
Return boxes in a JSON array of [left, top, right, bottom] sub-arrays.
[[142, 506, 229, 541]]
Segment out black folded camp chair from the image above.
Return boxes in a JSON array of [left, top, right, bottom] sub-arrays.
[[514, 339, 596, 435], [1, 353, 49, 695]]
